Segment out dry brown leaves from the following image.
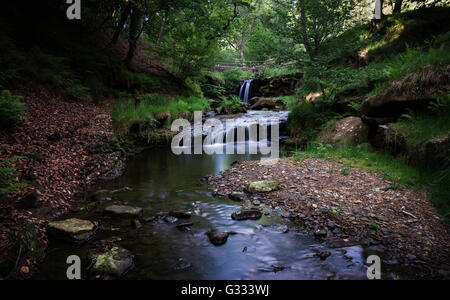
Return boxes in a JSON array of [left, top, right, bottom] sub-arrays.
[[208, 157, 450, 275]]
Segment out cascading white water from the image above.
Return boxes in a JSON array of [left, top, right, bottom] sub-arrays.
[[195, 110, 289, 146], [239, 79, 253, 103]]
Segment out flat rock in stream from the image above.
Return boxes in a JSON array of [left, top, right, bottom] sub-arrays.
[[232, 210, 263, 221], [246, 181, 279, 193], [90, 247, 134, 278], [104, 205, 143, 218], [47, 218, 96, 243]]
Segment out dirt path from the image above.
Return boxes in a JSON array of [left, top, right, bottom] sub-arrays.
[[208, 157, 450, 279]]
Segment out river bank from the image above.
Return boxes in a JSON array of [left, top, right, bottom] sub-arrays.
[[0, 83, 126, 279], [208, 157, 450, 279]]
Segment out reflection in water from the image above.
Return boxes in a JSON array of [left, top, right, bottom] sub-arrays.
[[36, 147, 371, 280]]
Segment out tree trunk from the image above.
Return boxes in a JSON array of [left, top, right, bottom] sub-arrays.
[[157, 11, 169, 45], [110, 3, 131, 47], [126, 5, 144, 68], [240, 48, 245, 67], [374, 0, 384, 20], [393, 0, 403, 13]]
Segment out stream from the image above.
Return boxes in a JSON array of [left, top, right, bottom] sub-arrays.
[[35, 110, 378, 280]]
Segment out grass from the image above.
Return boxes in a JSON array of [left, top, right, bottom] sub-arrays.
[[112, 94, 210, 135], [293, 142, 450, 223], [257, 66, 302, 78], [393, 93, 450, 146]]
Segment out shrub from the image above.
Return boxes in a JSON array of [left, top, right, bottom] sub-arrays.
[[287, 101, 329, 142], [216, 96, 245, 115], [112, 94, 210, 135], [0, 90, 27, 129], [222, 69, 253, 90], [66, 84, 90, 100], [201, 84, 225, 99], [0, 156, 27, 196]]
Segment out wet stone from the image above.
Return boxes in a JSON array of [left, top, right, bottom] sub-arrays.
[[231, 210, 263, 221], [48, 218, 96, 243], [277, 225, 289, 234], [90, 247, 134, 278], [164, 216, 179, 224], [246, 181, 279, 193], [206, 230, 232, 246], [318, 251, 332, 261], [104, 205, 143, 218], [174, 258, 192, 271], [229, 192, 246, 202], [314, 229, 328, 238]]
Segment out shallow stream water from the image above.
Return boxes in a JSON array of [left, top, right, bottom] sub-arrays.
[[34, 110, 410, 280]]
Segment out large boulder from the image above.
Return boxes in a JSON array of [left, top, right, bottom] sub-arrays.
[[246, 180, 279, 193], [419, 136, 450, 169], [249, 98, 286, 110], [369, 124, 407, 156], [104, 205, 143, 218], [90, 247, 134, 278], [318, 117, 370, 146], [48, 218, 96, 243], [243, 73, 304, 98]]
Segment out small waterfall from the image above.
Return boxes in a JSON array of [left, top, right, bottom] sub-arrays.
[[193, 110, 290, 147], [239, 79, 253, 103]]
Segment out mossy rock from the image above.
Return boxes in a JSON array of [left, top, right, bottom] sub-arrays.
[[246, 181, 279, 193], [104, 205, 143, 218], [91, 247, 134, 277], [48, 218, 96, 243]]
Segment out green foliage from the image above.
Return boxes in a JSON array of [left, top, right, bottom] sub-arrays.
[[184, 77, 204, 98], [14, 221, 46, 264], [348, 101, 362, 115], [119, 68, 164, 92], [0, 31, 24, 84], [257, 66, 302, 78], [112, 94, 210, 135], [66, 84, 91, 100], [222, 69, 254, 90], [201, 84, 226, 99], [23, 48, 75, 87], [0, 90, 27, 129], [217, 96, 245, 115], [394, 93, 450, 146], [0, 156, 27, 197], [287, 101, 337, 144]]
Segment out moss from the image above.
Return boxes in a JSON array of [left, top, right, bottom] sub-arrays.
[[92, 247, 134, 277], [48, 218, 94, 234], [246, 181, 279, 193]]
